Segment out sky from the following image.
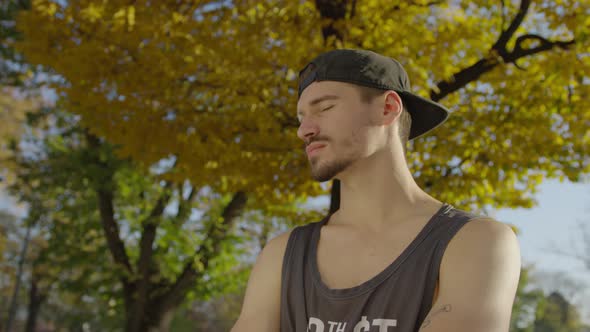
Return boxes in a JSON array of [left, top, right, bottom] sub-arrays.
[[2, 175, 589, 323]]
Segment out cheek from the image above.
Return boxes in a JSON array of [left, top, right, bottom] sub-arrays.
[[338, 123, 370, 153], [332, 112, 374, 151], [350, 121, 383, 154]]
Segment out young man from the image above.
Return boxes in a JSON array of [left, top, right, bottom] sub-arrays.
[[232, 49, 521, 332]]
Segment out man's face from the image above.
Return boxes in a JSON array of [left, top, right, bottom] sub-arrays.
[[296, 81, 384, 182]]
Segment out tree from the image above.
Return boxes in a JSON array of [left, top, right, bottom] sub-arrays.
[[12, 0, 589, 215], [511, 265, 544, 332], [509, 266, 590, 332], [533, 291, 585, 332], [1, 0, 46, 194], [5, 107, 317, 331], [0, 209, 22, 326], [0, 0, 33, 87], [0, 86, 41, 187]]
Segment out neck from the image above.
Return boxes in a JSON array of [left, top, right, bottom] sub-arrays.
[[330, 146, 442, 229]]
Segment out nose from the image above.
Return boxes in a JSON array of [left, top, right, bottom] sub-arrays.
[[297, 118, 319, 142]]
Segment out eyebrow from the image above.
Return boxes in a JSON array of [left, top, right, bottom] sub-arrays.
[[297, 95, 340, 116]]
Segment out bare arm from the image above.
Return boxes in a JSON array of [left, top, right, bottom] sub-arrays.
[[419, 218, 521, 331], [231, 230, 292, 332]]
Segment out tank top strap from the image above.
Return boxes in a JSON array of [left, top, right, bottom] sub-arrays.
[[280, 217, 328, 330], [416, 205, 483, 326]]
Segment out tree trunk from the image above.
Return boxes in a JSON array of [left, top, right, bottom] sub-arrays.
[[4, 218, 33, 332], [125, 296, 177, 332], [24, 277, 45, 332], [147, 309, 174, 332]]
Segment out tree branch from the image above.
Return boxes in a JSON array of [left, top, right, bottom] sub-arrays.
[[96, 188, 133, 274], [128, 180, 174, 332], [507, 33, 575, 64], [173, 182, 197, 225], [431, 0, 575, 101], [315, 0, 349, 43], [155, 191, 248, 316], [391, 0, 444, 10], [86, 132, 133, 278], [431, 57, 499, 102], [492, 0, 531, 58], [84, 130, 137, 313]]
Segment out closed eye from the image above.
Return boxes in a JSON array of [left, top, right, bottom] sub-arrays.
[[297, 105, 334, 123]]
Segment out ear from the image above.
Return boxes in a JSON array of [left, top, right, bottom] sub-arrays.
[[382, 91, 403, 126]]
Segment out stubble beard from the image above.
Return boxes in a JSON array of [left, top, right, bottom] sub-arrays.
[[309, 152, 356, 183]]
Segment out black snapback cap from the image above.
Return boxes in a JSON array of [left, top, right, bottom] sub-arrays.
[[297, 48, 450, 140]]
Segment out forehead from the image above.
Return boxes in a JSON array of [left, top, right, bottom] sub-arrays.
[[297, 81, 356, 112]]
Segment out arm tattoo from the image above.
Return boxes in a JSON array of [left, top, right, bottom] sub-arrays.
[[419, 304, 452, 330]]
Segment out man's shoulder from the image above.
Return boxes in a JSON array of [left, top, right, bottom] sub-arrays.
[[443, 215, 520, 271], [262, 229, 293, 260], [457, 216, 517, 243], [265, 220, 317, 250], [262, 220, 323, 262], [428, 215, 521, 330]]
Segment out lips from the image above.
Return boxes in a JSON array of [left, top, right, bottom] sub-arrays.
[[306, 143, 326, 155]]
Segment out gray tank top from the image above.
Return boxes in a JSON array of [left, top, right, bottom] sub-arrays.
[[280, 203, 480, 332]]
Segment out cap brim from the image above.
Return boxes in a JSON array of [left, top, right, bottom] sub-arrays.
[[398, 91, 451, 140]]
